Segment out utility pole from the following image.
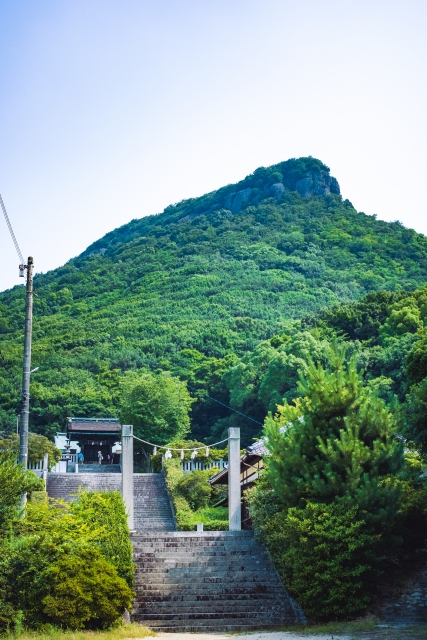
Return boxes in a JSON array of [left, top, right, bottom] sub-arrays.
[[19, 256, 34, 479]]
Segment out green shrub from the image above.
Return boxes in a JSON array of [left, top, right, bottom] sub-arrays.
[[279, 502, 375, 621], [247, 344, 405, 621], [0, 433, 62, 469], [394, 450, 427, 549], [0, 451, 44, 534], [0, 570, 20, 634], [3, 497, 133, 630], [176, 469, 212, 510], [164, 459, 194, 529], [38, 550, 132, 629], [193, 506, 228, 531], [71, 490, 134, 589], [5, 536, 132, 630], [164, 459, 228, 530]]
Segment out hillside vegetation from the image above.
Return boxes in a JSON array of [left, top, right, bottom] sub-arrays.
[[1, 157, 427, 443]]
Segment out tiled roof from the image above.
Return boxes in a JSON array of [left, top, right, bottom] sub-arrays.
[[67, 418, 121, 433], [246, 439, 268, 456], [246, 425, 287, 457]]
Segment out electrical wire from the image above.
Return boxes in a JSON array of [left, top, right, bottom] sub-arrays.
[[145, 361, 263, 426], [0, 194, 24, 264], [186, 383, 263, 425]]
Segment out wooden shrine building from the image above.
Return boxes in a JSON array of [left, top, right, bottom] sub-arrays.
[[67, 417, 121, 464]]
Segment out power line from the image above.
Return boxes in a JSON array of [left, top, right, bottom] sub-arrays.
[[0, 194, 24, 265], [145, 361, 264, 426], [186, 383, 263, 425]]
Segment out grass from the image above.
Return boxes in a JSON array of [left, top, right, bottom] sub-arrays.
[[3, 623, 155, 640]]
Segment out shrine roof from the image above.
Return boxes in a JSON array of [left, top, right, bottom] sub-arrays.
[[67, 418, 121, 433]]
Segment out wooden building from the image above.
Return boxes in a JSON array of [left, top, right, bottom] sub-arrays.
[[209, 439, 267, 529], [67, 417, 121, 464]]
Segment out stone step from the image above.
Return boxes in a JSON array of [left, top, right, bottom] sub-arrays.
[[133, 604, 288, 615], [134, 553, 264, 560], [135, 566, 272, 574], [135, 576, 286, 586], [134, 624, 286, 633], [131, 531, 253, 538], [134, 592, 283, 603], [133, 611, 289, 622], [135, 584, 284, 594]]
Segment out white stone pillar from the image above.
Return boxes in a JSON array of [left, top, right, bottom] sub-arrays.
[[228, 427, 241, 531], [121, 424, 134, 531], [43, 452, 48, 485]]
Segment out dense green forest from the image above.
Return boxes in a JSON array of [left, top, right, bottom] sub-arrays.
[[1, 156, 427, 446]]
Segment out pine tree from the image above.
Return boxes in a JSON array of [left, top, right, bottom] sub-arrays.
[[263, 342, 403, 532]]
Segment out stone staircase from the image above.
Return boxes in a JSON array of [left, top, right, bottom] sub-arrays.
[[78, 463, 121, 473], [131, 530, 303, 632], [47, 472, 303, 631], [134, 474, 176, 532], [46, 472, 121, 500], [46, 472, 176, 532]]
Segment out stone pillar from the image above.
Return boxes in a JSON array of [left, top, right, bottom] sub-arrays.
[[228, 427, 241, 531], [121, 424, 134, 531], [43, 453, 48, 485]]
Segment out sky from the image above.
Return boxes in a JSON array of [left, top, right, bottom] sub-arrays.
[[1, 0, 427, 292]]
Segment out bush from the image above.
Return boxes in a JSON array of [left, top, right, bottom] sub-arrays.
[[176, 469, 212, 510], [164, 459, 228, 530], [247, 484, 376, 621], [71, 490, 134, 588], [279, 502, 375, 621], [0, 571, 20, 634], [37, 550, 132, 629], [2, 496, 133, 630], [164, 459, 194, 529], [247, 344, 405, 621], [193, 506, 228, 531], [393, 450, 427, 550], [0, 451, 44, 534], [0, 433, 62, 469]]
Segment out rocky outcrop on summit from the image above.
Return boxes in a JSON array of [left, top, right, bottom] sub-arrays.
[[295, 170, 340, 199], [83, 157, 342, 252], [222, 168, 340, 214]]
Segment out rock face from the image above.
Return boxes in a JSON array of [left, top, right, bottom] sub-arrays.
[[270, 182, 286, 199], [295, 170, 340, 198], [221, 170, 340, 215], [224, 188, 253, 214]]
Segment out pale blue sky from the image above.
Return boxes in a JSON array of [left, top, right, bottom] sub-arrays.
[[1, 0, 427, 292]]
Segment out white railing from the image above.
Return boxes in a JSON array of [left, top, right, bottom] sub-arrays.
[[28, 453, 49, 481], [180, 458, 227, 474]]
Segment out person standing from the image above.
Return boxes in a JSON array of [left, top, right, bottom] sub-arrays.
[[98, 450, 103, 465]]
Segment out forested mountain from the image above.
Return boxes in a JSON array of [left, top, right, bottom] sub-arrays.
[[1, 156, 427, 444]]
